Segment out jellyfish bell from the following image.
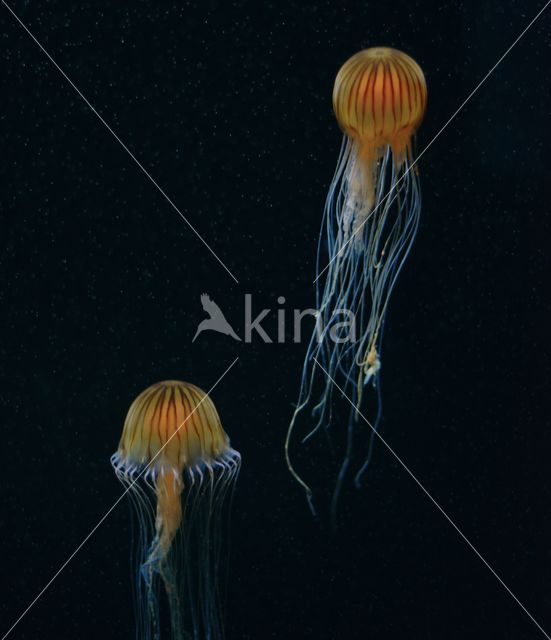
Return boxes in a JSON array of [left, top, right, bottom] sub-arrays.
[[333, 47, 427, 162], [286, 47, 426, 518], [332, 47, 427, 234], [112, 380, 240, 639]]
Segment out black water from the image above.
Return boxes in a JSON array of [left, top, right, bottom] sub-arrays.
[[2, 1, 550, 638]]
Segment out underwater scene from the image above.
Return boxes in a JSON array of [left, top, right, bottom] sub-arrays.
[[2, 1, 550, 638]]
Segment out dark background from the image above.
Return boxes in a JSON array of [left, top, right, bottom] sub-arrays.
[[1, 1, 550, 638]]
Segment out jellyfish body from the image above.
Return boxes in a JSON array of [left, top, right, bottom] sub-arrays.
[[112, 380, 240, 640], [286, 48, 427, 515]]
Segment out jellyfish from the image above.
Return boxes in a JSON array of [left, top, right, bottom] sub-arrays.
[[286, 47, 427, 515], [111, 380, 241, 640]]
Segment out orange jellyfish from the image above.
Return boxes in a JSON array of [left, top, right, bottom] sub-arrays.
[[111, 380, 240, 639], [286, 47, 427, 516]]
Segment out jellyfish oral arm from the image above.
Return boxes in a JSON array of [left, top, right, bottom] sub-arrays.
[[153, 470, 183, 561]]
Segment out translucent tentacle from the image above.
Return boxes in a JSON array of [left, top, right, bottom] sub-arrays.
[[286, 137, 422, 515]]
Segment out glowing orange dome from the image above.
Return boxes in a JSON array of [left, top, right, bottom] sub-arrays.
[[332, 47, 427, 162], [117, 380, 230, 473]]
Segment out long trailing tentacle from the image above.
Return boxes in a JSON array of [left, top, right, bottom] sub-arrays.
[[112, 450, 240, 640], [287, 137, 421, 514]]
